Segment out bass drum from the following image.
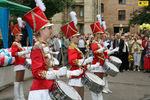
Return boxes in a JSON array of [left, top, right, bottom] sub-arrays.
[[50, 80, 82, 100], [81, 72, 105, 94]]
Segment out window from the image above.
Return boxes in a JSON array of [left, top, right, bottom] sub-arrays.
[[119, 0, 126, 4], [101, 3, 104, 13], [80, 6, 84, 17], [79, 24, 84, 34], [118, 10, 126, 20]]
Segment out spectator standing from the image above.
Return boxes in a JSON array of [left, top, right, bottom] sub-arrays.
[[113, 33, 124, 72], [78, 35, 86, 55], [131, 35, 142, 71], [144, 37, 150, 72]]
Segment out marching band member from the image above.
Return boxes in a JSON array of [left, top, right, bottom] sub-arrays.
[[90, 22, 119, 100], [11, 23, 29, 100], [90, 22, 107, 100], [23, 7, 67, 100], [61, 21, 93, 100]]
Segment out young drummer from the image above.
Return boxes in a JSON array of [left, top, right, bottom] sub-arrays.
[[61, 21, 93, 100], [11, 23, 29, 100], [23, 7, 67, 100]]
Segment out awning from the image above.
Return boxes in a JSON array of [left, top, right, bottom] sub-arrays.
[[0, 0, 31, 14]]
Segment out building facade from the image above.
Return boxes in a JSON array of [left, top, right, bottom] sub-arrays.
[[52, 0, 141, 35]]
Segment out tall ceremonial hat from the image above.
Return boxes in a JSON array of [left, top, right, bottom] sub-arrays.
[[23, 7, 53, 33], [61, 11, 80, 38], [90, 22, 104, 34], [61, 21, 80, 38], [11, 24, 22, 36]]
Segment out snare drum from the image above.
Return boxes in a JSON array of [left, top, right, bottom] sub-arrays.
[[109, 56, 122, 68], [103, 62, 119, 77], [81, 72, 105, 94], [50, 80, 82, 100], [24, 59, 31, 70]]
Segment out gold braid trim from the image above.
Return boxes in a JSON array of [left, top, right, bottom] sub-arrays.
[[68, 42, 84, 58], [33, 40, 54, 69], [12, 42, 24, 51], [31, 11, 49, 32], [92, 40, 105, 60], [12, 42, 25, 58], [38, 70, 47, 79]]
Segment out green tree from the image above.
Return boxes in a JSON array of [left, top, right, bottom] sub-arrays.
[[129, 0, 150, 26], [9, 0, 75, 18]]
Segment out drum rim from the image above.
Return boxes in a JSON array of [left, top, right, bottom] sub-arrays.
[[109, 56, 122, 63], [55, 80, 81, 100], [84, 72, 105, 86]]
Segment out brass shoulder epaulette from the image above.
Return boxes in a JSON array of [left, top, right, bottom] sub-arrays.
[[33, 41, 41, 50], [68, 42, 77, 49]]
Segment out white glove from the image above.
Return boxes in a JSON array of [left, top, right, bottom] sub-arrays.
[[57, 66, 67, 77], [107, 47, 119, 55], [18, 50, 29, 56], [78, 59, 86, 66], [67, 69, 83, 78], [46, 70, 56, 80], [85, 56, 93, 64], [112, 47, 119, 52], [103, 42, 109, 48], [97, 47, 105, 53], [87, 62, 100, 70], [50, 51, 59, 55]]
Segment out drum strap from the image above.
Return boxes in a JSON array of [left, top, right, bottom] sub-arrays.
[[97, 55, 105, 61]]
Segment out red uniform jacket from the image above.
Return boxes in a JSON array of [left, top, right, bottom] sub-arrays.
[[91, 40, 109, 66], [11, 40, 25, 65], [30, 41, 54, 91], [68, 42, 86, 79]]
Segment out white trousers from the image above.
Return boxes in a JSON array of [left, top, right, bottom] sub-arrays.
[[28, 90, 52, 100], [14, 65, 25, 72], [91, 91, 103, 100], [68, 78, 83, 87], [133, 52, 141, 66]]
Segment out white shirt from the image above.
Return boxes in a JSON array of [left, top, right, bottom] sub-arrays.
[[58, 39, 62, 48], [78, 39, 85, 48]]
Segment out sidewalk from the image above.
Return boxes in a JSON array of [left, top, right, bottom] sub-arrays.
[[0, 71, 150, 100]]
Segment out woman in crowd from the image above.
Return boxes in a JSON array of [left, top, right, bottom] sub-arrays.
[[144, 37, 150, 72], [131, 35, 142, 71], [23, 7, 67, 100], [11, 23, 29, 100]]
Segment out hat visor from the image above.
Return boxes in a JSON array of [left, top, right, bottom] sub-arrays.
[[41, 23, 54, 29], [72, 33, 81, 37], [16, 33, 23, 36]]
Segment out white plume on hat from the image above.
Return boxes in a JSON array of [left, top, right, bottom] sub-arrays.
[[70, 11, 77, 26], [17, 17, 23, 28], [97, 14, 102, 25], [35, 0, 46, 11], [102, 21, 106, 30]]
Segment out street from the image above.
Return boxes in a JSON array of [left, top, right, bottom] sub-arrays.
[[0, 71, 150, 100]]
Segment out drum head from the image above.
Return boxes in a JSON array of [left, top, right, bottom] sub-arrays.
[[85, 72, 105, 86], [106, 62, 119, 72], [110, 56, 122, 63], [57, 81, 82, 100]]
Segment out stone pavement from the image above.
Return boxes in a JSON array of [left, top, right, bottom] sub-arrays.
[[0, 71, 150, 100]]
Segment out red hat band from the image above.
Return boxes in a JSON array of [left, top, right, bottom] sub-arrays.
[[61, 21, 79, 38], [90, 22, 104, 34], [23, 7, 49, 33]]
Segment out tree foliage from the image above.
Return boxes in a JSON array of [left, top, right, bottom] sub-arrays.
[[9, 0, 75, 18], [129, 0, 150, 26]]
